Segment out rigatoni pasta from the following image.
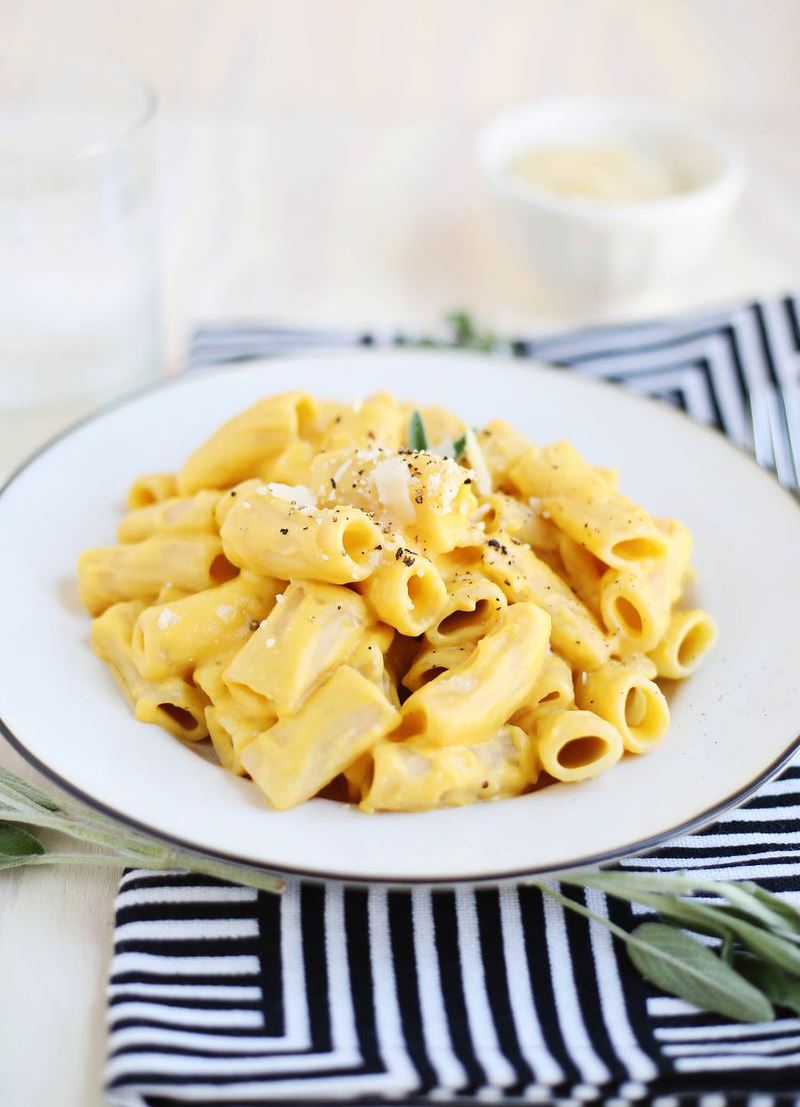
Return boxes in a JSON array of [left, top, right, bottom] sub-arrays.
[[78, 390, 716, 813]]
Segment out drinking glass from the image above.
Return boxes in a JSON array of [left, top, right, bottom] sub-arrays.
[[0, 54, 162, 468]]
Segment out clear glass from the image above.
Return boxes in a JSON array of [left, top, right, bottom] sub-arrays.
[[0, 54, 161, 464]]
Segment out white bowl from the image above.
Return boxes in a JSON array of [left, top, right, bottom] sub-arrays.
[[476, 97, 744, 301]]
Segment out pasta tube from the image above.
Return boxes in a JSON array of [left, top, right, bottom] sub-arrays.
[[359, 551, 448, 636], [575, 655, 669, 754], [91, 602, 209, 741], [424, 571, 506, 646], [398, 602, 550, 746], [211, 479, 251, 525], [342, 752, 374, 804], [476, 420, 531, 490], [78, 535, 235, 616], [481, 492, 560, 552], [220, 487, 382, 584], [481, 531, 611, 670], [195, 658, 276, 774], [510, 652, 575, 733], [241, 666, 400, 809], [402, 641, 474, 692], [421, 404, 466, 448], [204, 709, 247, 776], [118, 491, 221, 543], [510, 442, 669, 568], [557, 533, 606, 616], [383, 631, 423, 688], [321, 392, 405, 452], [178, 391, 319, 494], [600, 520, 692, 653], [258, 439, 316, 487], [155, 583, 192, 604], [223, 580, 371, 715], [434, 540, 486, 577], [362, 724, 537, 812], [649, 610, 718, 679], [536, 709, 624, 783], [132, 572, 282, 680], [127, 473, 177, 509], [348, 633, 401, 709]]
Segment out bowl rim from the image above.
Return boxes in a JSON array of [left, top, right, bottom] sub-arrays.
[[475, 95, 745, 223]]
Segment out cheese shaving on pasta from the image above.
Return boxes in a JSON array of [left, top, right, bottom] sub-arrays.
[[372, 455, 414, 524], [463, 428, 492, 496]]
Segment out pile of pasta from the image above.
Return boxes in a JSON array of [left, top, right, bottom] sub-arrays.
[[78, 391, 717, 813]]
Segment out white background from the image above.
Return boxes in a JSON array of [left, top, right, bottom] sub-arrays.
[[1, 1, 800, 1103]]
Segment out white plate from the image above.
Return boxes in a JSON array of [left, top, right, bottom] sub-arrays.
[[1, 350, 799, 886]]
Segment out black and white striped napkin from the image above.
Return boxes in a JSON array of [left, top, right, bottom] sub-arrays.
[[107, 297, 800, 1107]]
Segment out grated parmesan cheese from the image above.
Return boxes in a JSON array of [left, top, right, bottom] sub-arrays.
[[431, 438, 455, 459], [355, 445, 383, 464], [215, 604, 235, 621], [463, 429, 492, 496], [267, 483, 317, 511], [372, 455, 414, 525], [332, 458, 353, 488], [157, 608, 180, 630], [265, 637, 276, 648]]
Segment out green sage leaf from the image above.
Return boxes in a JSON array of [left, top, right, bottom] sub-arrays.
[[628, 922, 774, 1023], [724, 915, 800, 975], [448, 310, 478, 345], [0, 766, 61, 813], [655, 897, 735, 940], [707, 881, 800, 937], [0, 823, 45, 859], [453, 434, 467, 460], [408, 410, 429, 452], [447, 310, 497, 352], [672, 901, 800, 975], [561, 873, 734, 940], [734, 954, 800, 1015], [737, 883, 800, 936]]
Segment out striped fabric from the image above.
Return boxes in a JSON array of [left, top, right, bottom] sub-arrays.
[[107, 297, 800, 1106]]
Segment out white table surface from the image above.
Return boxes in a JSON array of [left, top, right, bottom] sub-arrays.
[[2, 1, 800, 1103]]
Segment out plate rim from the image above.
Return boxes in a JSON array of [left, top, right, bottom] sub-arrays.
[[2, 348, 799, 887], [2, 714, 799, 886]]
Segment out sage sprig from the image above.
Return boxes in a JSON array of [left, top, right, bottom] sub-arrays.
[[394, 310, 499, 354], [2, 771, 797, 1024], [531, 868, 800, 1023], [407, 410, 429, 452], [445, 310, 499, 353], [0, 765, 282, 892]]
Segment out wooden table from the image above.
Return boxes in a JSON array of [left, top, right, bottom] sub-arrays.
[[3, 1, 800, 1103]]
